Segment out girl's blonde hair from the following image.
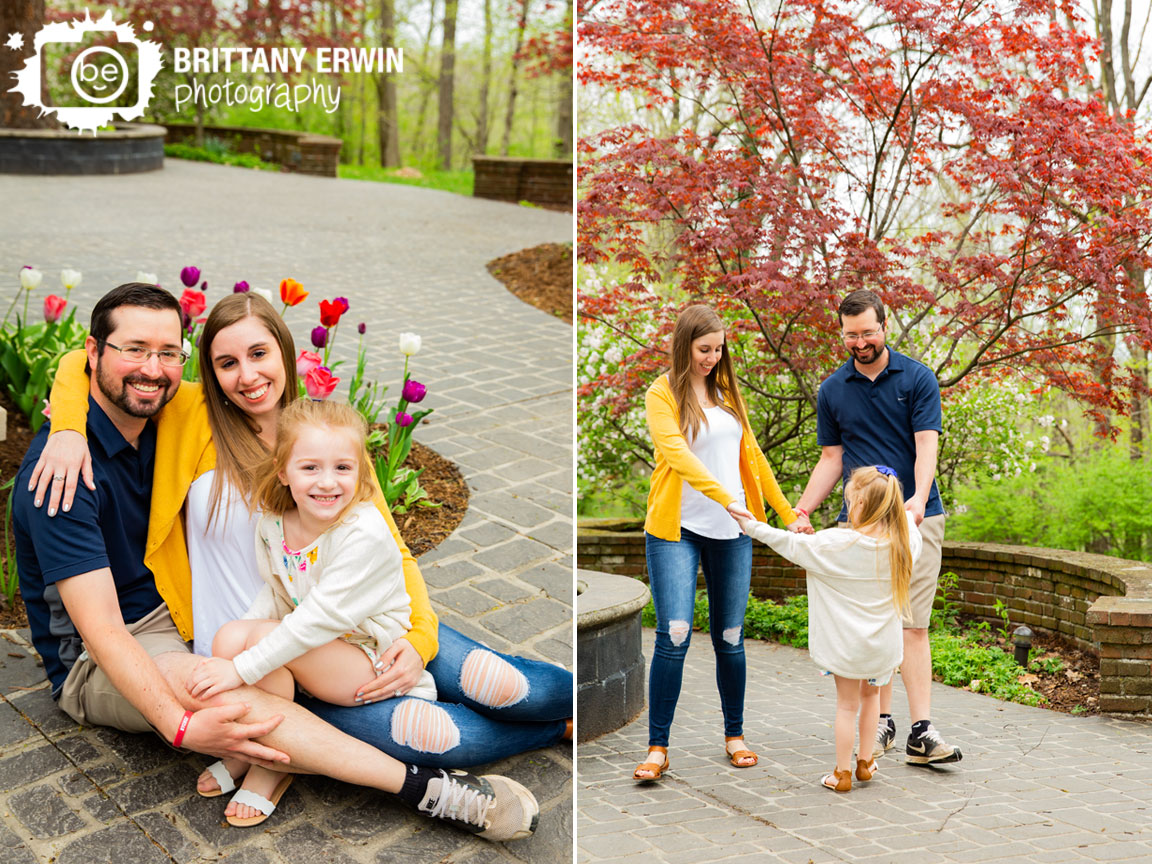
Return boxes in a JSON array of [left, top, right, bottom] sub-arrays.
[[254, 399, 377, 525], [199, 293, 299, 516], [668, 304, 750, 440], [845, 466, 912, 617]]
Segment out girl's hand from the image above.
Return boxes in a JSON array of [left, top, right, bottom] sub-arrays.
[[726, 502, 753, 522], [732, 512, 753, 534], [788, 513, 814, 534], [187, 658, 244, 700], [28, 430, 94, 517], [354, 639, 423, 704]]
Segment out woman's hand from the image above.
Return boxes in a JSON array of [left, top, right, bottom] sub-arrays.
[[354, 639, 424, 704], [726, 502, 753, 522], [187, 657, 244, 700], [28, 430, 94, 517]]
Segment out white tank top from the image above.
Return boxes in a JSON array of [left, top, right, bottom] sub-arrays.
[[186, 471, 264, 656], [679, 404, 745, 540]]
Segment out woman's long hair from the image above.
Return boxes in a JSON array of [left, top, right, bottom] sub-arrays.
[[668, 305, 749, 441], [845, 466, 912, 617], [198, 293, 299, 519], [254, 398, 376, 527]]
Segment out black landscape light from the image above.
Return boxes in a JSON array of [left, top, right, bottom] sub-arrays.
[[1013, 625, 1033, 667]]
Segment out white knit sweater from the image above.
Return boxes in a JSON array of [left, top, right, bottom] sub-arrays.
[[233, 503, 436, 700], [743, 513, 922, 680]]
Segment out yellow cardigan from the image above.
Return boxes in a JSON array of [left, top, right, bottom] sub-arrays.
[[644, 373, 797, 541], [49, 350, 439, 663]]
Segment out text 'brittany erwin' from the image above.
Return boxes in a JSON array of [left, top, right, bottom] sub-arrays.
[[172, 46, 404, 75]]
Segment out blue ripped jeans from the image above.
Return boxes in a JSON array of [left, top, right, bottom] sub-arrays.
[[645, 529, 752, 747], [299, 624, 571, 767]]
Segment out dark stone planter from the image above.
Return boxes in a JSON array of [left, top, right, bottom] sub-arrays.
[[0, 123, 165, 174], [576, 568, 650, 742]]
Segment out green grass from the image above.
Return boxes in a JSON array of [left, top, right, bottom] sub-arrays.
[[641, 591, 809, 648], [164, 142, 279, 171], [337, 164, 474, 197]]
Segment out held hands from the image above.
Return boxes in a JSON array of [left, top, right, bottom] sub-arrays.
[[788, 511, 814, 534], [904, 497, 926, 526], [187, 657, 244, 700], [28, 430, 94, 517], [354, 638, 423, 704]]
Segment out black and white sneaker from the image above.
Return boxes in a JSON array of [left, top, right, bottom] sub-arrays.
[[873, 718, 896, 759], [416, 769, 539, 842], [905, 724, 963, 764]]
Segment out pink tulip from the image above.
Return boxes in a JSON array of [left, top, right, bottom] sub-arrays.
[[296, 350, 322, 378], [43, 294, 67, 323], [304, 366, 340, 400]]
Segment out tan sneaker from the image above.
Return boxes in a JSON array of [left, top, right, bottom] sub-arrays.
[[416, 769, 539, 842]]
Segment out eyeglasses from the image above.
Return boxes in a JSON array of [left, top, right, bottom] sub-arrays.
[[841, 328, 883, 344], [103, 341, 188, 367]]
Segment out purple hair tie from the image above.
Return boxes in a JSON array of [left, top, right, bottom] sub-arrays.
[[875, 465, 897, 477]]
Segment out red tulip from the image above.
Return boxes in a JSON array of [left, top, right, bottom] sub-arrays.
[[43, 294, 67, 323], [179, 288, 207, 319], [304, 366, 340, 400], [319, 299, 346, 328]]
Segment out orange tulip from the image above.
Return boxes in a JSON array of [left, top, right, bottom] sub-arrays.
[[279, 278, 308, 307]]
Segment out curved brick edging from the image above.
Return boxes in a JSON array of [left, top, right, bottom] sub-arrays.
[[577, 518, 1152, 717], [162, 122, 342, 176]]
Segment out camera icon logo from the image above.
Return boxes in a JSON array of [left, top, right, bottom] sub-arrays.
[[7, 9, 163, 134]]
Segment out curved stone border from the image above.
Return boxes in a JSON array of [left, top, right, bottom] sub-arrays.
[[163, 122, 342, 176], [472, 155, 572, 208], [577, 519, 1152, 718], [0, 123, 165, 174], [577, 568, 650, 741]]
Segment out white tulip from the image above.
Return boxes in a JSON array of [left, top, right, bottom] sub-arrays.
[[399, 332, 422, 356], [136, 271, 158, 285], [60, 268, 82, 291], [252, 287, 274, 303], [19, 267, 43, 291]]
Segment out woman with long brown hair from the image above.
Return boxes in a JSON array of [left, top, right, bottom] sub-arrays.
[[634, 304, 798, 781]]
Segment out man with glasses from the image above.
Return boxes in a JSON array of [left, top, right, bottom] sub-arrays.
[[790, 289, 960, 766]]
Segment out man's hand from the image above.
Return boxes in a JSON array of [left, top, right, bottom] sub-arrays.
[[905, 497, 926, 526], [355, 639, 424, 703], [179, 702, 290, 767], [28, 430, 94, 517], [788, 512, 814, 534], [187, 657, 244, 700]]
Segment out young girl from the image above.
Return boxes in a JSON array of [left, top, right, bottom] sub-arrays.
[[635, 304, 798, 781], [186, 398, 436, 825], [734, 466, 921, 792]]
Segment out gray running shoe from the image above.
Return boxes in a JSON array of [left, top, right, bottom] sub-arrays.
[[905, 724, 963, 765], [873, 718, 896, 759], [416, 769, 539, 842]]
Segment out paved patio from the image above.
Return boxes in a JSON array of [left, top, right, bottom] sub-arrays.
[[0, 159, 573, 863], [579, 630, 1152, 863]]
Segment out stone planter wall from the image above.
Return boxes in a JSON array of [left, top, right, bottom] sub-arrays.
[[0, 123, 165, 174], [472, 156, 572, 208], [162, 123, 342, 177], [578, 518, 1152, 718]]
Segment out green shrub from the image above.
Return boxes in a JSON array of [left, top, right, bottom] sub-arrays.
[[164, 142, 279, 172]]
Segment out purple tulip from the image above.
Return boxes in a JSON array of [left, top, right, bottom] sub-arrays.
[[311, 326, 328, 349], [401, 379, 427, 404], [395, 411, 414, 427], [335, 297, 350, 312], [180, 266, 201, 288], [233, 281, 250, 293], [357, 322, 366, 335], [200, 280, 208, 291]]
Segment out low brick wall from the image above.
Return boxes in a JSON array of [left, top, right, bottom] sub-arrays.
[[163, 123, 342, 177], [0, 123, 165, 175], [472, 156, 572, 208], [578, 518, 1152, 718]]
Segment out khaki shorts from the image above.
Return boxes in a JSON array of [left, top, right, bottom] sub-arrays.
[[57, 603, 192, 734], [837, 514, 946, 630]]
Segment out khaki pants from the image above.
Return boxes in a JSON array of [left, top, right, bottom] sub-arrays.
[[57, 603, 191, 733]]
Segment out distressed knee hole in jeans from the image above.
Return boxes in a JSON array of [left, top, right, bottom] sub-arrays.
[[668, 620, 690, 647], [460, 649, 529, 708], [389, 700, 460, 754], [722, 626, 742, 646]]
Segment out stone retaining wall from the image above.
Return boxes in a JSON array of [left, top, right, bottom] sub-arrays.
[[578, 518, 1152, 717], [162, 123, 342, 177], [472, 155, 572, 208], [0, 124, 165, 174]]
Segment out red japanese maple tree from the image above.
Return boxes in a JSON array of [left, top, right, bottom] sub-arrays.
[[578, 0, 1152, 452]]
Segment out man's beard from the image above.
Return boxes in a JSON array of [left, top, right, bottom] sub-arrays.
[[95, 359, 175, 419], [851, 343, 883, 365]]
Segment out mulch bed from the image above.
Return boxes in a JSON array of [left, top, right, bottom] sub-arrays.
[[487, 242, 573, 324]]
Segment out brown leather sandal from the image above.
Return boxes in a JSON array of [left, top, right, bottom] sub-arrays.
[[725, 736, 759, 768], [633, 746, 669, 781], [855, 756, 877, 782], [821, 768, 852, 792]]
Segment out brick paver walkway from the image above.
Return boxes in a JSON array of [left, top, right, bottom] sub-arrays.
[[0, 160, 572, 863], [579, 630, 1152, 863]]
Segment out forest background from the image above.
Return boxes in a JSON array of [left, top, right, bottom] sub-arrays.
[[577, 0, 1152, 563]]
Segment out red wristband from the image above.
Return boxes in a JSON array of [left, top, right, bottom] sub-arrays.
[[794, 507, 809, 517], [172, 710, 193, 748]]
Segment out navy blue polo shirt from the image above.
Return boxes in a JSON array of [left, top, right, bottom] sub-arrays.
[[816, 347, 944, 522], [13, 397, 163, 696]]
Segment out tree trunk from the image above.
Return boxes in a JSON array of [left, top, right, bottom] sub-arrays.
[[501, 0, 530, 156], [437, 0, 458, 169], [552, 0, 573, 157], [477, 0, 493, 155], [376, 0, 401, 166], [0, 0, 57, 129]]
